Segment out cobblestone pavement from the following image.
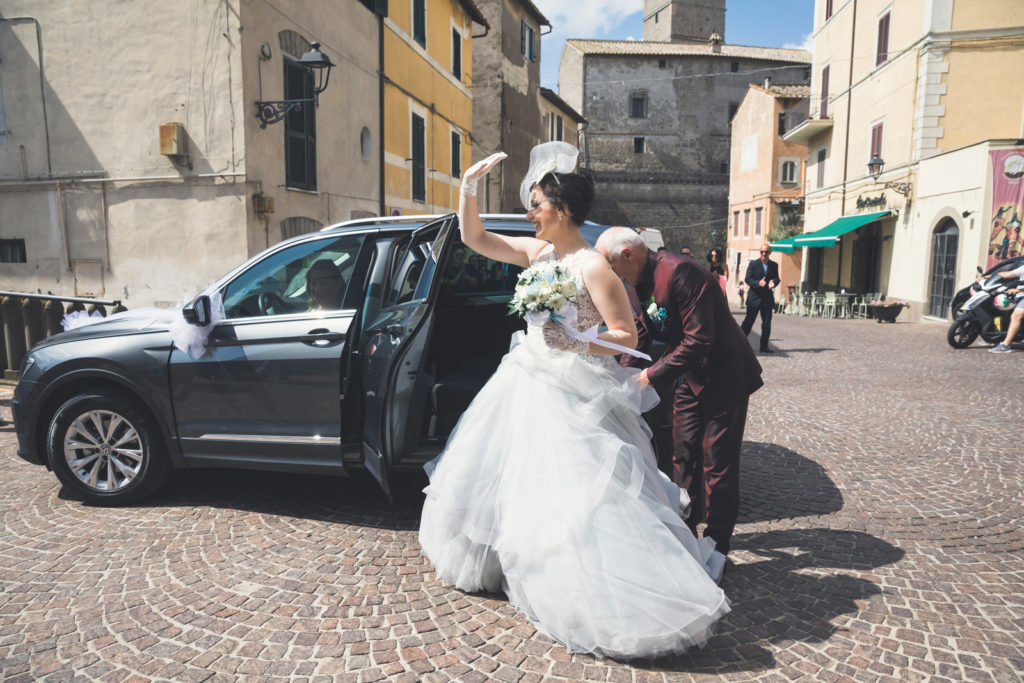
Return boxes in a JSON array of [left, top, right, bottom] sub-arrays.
[[2, 313, 1023, 682]]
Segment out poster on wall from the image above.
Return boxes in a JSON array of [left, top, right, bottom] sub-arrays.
[[988, 149, 1024, 270]]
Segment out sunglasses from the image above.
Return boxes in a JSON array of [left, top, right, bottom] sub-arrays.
[[759, 250, 771, 254]]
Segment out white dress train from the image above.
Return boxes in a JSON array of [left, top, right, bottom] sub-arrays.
[[418, 249, 729, 659]]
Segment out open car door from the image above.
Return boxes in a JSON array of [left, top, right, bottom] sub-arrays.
[[360, 214, 458, 499]]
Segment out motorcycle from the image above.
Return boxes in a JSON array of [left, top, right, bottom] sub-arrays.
[[947, 272, 1024, 348]]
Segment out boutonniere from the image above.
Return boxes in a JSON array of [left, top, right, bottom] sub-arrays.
[[645, 295, 667, 327]]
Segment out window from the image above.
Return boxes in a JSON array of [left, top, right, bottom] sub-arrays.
[[870, 122, 884, 163], [521, 20, 536, 62], [0, 238, 26, 263], [780, 160, 797, 184], [733, 211, 740, 237], [412, 113, 426, 202], [556, 115, 563, 141], [820, 65, 830, 118], [634, 137, 646, 154], [284, 57, 317, 191], [755, 207, 763, 236], [816, 147, 827, 189], [743, 209, 750, 236], [658, 59, 667, 69], [451, 131, 461, 179], [221, 234, 366, 318], [876, 11, 891, 66], [720, 161, 729, 173], [630, 94, 647, 118], [452, 28, 462, 77], [730, 61, 739, 73], [413, 0, 426, 47], [825, 0, 834, 20]]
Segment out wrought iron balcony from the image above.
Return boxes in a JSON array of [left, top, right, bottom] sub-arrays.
[[781, 97, 833, 145]]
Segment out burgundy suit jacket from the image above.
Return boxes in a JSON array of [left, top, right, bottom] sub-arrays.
[[622, 251, 763, 412]]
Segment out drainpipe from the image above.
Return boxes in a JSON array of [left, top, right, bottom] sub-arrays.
[[838, 0, 858, 290], [2, 18, 53, 176], [377, 13, 386, 216]]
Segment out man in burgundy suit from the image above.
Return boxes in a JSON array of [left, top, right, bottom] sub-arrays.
[[597, 228, 763, 556]]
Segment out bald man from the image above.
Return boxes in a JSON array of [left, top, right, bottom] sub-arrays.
[[597, 228, 763, 558], [741, 243, 780, 353]]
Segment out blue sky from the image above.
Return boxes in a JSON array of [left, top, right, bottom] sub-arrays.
[[535, 0, 815, 90]]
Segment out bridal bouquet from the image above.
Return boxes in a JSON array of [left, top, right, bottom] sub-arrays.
[[508, 261, 652, 361], [508, 260, 581, 321]]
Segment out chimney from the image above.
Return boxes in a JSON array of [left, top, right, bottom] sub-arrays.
[[708, 33, 723, 54], [764, 76, 772, 89]]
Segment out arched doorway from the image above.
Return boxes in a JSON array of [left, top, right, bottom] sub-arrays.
[[928, 218, 959, 318]]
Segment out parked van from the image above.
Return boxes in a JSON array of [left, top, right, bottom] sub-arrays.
[[636, 227, 665, 250]]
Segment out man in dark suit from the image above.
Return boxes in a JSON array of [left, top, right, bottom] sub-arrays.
[[597, 228, 763, 559], [741, 243, 781, 353]]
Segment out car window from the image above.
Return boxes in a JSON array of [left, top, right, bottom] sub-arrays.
[[222, 234, 366, 319], [441, 242, 522, 301], [383, 235, 437, 307]]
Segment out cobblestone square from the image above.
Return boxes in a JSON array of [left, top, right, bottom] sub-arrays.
[[2, 313, 1022, 681]]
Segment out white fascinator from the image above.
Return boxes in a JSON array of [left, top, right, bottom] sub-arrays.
[[520, 141, 580, 209]]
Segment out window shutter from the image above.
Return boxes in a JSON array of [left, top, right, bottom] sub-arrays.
[[820, 65, 830, 118], [876, 13, 890, 65], [412, 114, 425, 201]]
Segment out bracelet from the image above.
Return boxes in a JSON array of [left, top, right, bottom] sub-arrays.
[[460, 178, 478, 197]]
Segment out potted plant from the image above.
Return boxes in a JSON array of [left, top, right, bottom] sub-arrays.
[[867, 298, 908, 323]]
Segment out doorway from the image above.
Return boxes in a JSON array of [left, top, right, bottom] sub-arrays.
[[929, 218, 959, 318]]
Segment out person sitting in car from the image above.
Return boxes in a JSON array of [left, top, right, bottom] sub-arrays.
[[306, 259, 345, 311]]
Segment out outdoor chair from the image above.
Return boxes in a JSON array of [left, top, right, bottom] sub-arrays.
[[822, 292, 837, 318]]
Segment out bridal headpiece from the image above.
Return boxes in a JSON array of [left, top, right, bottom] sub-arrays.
[[520, 141, 580, 209]]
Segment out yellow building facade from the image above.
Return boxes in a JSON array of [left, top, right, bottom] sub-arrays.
[[383, 0, 487, 216]]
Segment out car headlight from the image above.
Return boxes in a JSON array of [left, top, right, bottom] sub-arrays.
[[18, 354, 36, 380]]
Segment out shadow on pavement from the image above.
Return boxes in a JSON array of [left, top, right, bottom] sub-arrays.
[[63, 467, 430, 531], [642, 527, 904, 675], [739, 441, 844, 522]]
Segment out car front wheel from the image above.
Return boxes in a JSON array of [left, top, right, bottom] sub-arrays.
[[47, 391, 169, 505]]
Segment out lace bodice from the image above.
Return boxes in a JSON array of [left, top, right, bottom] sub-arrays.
[[525, 247, 611, 366]]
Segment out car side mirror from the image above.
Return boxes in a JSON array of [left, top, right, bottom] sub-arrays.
[[182, 295, 212, 327]]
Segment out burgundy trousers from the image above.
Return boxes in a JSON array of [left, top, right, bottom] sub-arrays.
[[670, 379, 748, 555]]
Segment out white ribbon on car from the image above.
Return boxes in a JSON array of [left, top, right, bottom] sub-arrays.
[[525, 304, 652, 361], [59, 291, 226, 358]]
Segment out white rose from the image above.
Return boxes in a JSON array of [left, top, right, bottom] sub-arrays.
[[647, 302, 659, 317]]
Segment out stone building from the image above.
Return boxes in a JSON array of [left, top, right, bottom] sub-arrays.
[[0, 1, 384, 307], [557, 0, 810, 252], [470, 0, 549, 213]]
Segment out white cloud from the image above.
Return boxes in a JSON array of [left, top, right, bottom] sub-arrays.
[[533, 0, 642, 38], [783, 32, 814, 54]]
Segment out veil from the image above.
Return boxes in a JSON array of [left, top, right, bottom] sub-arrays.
[[520, 141, 579, 209]]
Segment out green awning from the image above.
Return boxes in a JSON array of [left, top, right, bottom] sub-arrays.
[[768, 235, 800, 253], [793, 210, 892, 247]]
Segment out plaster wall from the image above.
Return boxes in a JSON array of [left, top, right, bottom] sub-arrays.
[[240, 0, 381, 239], [950, 0, 1024, 32], [0, 0, 249, 307]]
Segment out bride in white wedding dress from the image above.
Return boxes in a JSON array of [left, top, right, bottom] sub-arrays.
[[418, 143, 729, 659]]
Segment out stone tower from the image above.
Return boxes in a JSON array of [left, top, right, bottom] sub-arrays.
[[643, 0, 725, 43]]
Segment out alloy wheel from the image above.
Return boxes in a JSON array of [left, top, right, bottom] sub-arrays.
[[62, 409, 144, 492]]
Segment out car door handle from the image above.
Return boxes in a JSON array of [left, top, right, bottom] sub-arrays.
[[386, 324, 404, 337], [300, 328, 344, 346]]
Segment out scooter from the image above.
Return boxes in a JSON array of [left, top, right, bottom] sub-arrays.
[[947, 273, 1024, 348]]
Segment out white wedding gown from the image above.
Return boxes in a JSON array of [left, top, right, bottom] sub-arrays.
[[419, 248, 729, 659]]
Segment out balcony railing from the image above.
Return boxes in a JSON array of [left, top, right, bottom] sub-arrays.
[[781, 97, 833, 145], [0, 292, 126, 379]]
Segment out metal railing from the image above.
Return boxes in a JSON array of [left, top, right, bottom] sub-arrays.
[[781, 97, 810, 135], [0, 292, 126, 379]]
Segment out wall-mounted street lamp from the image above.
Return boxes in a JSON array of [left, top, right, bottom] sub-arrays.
[[867, 154, 912, 196], [255, 42, 335, 129]]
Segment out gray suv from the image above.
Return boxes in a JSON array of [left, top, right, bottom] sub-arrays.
[[13, 215, 612, 504]]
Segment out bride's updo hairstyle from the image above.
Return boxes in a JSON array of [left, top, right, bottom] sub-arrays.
[[534, 172, 595, 226]]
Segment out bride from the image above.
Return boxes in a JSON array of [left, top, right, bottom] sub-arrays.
[[418, 143, 729, 659]]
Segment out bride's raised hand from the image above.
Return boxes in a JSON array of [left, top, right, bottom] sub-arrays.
[[461, 152, 508, 198]]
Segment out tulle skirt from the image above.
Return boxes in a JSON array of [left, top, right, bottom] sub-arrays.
[[419, 330, 730, 659]]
